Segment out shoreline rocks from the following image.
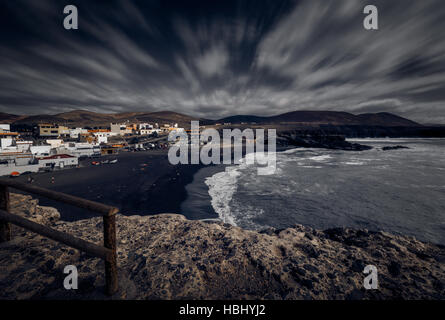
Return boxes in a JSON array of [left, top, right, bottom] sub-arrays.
[[381, 145, 410, 151], [276, 131, 372, 151], [0, 194, 444, 300]]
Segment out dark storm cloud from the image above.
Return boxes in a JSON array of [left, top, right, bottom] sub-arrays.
[[0, 0, 445, 123]]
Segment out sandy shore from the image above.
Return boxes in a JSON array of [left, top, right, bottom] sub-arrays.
[[10, 150, 207, 221]]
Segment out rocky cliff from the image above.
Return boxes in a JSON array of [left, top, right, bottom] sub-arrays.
[[0, 194, 444, 300]]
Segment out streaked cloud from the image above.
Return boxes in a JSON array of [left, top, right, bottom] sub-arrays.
[[0, 0, 444, 123]]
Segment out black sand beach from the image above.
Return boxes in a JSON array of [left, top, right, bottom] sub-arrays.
[[10, 150, 211, 221]]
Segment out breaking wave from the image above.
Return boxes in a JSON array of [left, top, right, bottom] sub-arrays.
[[199, 139, 445, 244]]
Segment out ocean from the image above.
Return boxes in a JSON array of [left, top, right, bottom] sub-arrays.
[[181, 138, 445, 245]]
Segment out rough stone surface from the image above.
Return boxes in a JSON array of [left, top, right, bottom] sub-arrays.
[[7, 194, 60, 227], [1, 194, 444, 300]]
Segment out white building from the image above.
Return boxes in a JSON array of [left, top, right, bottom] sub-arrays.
[[95, 135, 108, 144], [16, 141, 33, 152], [0, 156, 40, 176], [110, 123, 132, 135], [171, 128, 185, 134], [59, 142, 101, 158], [140, 128, 162, 135], [138, 123, 153, 130], [38, 154, 78, 169], [0, 137, 13, 149], [46, 139, 64, 149], [30, 145, 52, 156], [139, 129, 151, 135], [0, 124, 11, 132], [69, 128, 88, 139]]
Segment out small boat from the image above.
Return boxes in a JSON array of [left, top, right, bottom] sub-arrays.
[[10, 171, 20, 177], [91, 161, 100, 166], [109, 159, 118, 164], [101, 160, 109, 164]]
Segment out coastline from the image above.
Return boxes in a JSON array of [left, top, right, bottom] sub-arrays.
[[1, 193, 444, 300], [7, 138, 444, 245], [5, 132, 372, 223], [6, 146, 303, 223], [184, 138, 445, 245], [2, 139, 445, 299]]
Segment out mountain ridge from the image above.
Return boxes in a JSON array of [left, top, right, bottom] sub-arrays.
[[1, 110, 199, 127], [216, 110, 421, 127], [0, 109, 422, 127]]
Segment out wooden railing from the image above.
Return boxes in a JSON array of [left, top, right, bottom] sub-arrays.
[[0, 179, 119, 296]]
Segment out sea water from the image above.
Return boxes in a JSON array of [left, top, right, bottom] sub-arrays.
[[181, 139, 445, 245]]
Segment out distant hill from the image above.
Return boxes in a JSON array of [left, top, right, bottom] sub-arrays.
[[0, 112, 25, 123], [0, 109, 421, 128], [56, 110, 115, 123], [217, 111, 421, 127], [3, 110, 199, 127], [211, 115, 269, 124], [356, 112, 420, 127], [129, 111, 199, 125]]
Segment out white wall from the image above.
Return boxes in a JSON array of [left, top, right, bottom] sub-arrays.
[[0, 138, 13, 149], [30, 145, 52, 155], [69, 128, 88, 138], [39, 156, 78, 168], [0, 163, 40, 176], [96, 136, 108, 144], [46, 139, 64, 148], [16, 141, 33, 152], [0, 124, 11, 131]]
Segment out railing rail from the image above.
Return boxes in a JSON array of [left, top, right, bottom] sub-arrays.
[[0, 179, 119, 216], [0, 179, 119, 296]]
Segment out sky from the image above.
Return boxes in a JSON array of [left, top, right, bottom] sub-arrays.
[[0, 0, 445, 123]]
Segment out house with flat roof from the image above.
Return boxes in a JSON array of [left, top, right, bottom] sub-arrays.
[[37, 154, 78, 170], [38, 124, 69, 137]]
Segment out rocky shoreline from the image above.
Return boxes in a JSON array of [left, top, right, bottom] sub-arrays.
[[276, 131, 372, 151], [1, 193, 444, 300]]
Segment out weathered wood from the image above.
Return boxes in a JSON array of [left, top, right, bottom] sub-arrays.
[[103, 214, 118, 295], [0, 185, 11, 242], [0, 179, 118, 216], [0, 179, 120, 295], [0, 209, 112, 260]]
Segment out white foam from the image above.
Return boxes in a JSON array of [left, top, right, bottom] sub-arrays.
[[205, 166, 241, 226], [282, 148, 303, 154], [308, 155, 332, 162], [343, 161, 365, 165], [205, 149, 283, 225], [204, 149, 332, 226]]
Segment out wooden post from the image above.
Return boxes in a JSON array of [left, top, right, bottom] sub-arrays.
[[0, 185, 11, 243], [103, 214, 118, 295]]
